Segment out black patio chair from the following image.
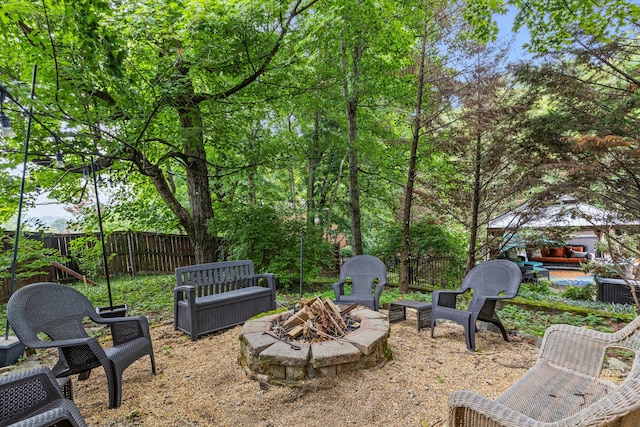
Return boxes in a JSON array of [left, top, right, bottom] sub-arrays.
[[0, 365, 87, 427], [333, 255, 387, 311], [7, 282, 156, 409], [430, 260, 522, 351]]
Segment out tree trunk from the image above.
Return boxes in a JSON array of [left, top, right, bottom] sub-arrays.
[[347, 99, 363, 255], [400, 2, 430, 293], [325, 155, 346, 243], [248, 127, 257, 205], [341, 34, 364, 256], [179, 111, 218, 263], [466, 132, 482, 273]]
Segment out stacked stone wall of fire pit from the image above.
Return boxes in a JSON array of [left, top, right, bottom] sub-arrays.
[[238, 307, 391, 385]]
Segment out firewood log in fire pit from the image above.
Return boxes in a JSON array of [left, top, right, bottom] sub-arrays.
[[280, 297, 358, 343]]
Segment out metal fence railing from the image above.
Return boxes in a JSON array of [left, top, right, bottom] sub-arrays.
[[383, 256, 465, 290], [338, 255, 465, 290]]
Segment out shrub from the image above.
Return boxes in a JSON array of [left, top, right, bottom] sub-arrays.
[[520, 279, 552, 296], [561, 283, 596, 301], [369, 221, 467, 287], [0, 233, 65, 282], [68, 234, 114, 279], [209, 205, 335, 292]]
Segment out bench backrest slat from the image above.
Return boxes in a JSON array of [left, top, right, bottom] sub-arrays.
[[176, 260, 257, 297]]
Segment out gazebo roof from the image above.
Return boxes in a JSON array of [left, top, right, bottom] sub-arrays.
[[487, 197, 637, 232]]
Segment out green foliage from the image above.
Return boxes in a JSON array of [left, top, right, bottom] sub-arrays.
[[370, 221, 467, 287], [519, 279, 552, 296], [370, 221, 467, 260], [209, 205, 334, 292], [68, 235, 113, 280], [498, 304, 611, 337], [339, 246, 353, 258], [508, 0, 640, 52], [561, 283, 596, 301], [0, 234, 65, 281]]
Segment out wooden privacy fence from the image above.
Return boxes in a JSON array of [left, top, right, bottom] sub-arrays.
[[2, 230, 464, 302], [1, 231, 198, 302]]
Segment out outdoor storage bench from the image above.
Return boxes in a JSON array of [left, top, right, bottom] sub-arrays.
[[174, 260, 276, 341]]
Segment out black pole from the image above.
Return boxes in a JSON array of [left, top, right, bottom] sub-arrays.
[[299, 233, 304, 300], [5, 65, 37, 340], [91, 157, 113, 309]]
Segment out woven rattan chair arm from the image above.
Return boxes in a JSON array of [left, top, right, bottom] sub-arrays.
[[19, 336, 96, 350], [449, 390, 548, 427], [374, 280, 386, 299], [432, 289, 468, 305], [450, 385, 640, 427]]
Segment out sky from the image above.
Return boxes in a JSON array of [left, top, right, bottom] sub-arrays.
[[28, 193, 73, 219], [496, 6, 532, 62]]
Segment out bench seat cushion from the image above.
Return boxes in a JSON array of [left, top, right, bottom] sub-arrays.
[[185, 286, 272, 308]]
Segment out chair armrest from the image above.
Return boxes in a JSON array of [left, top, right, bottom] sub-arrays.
[[449, 390, 546, 427], [374, 280, 386, 300], [11, 401, 88, 427], [101, 316, 152, 344], [174, 285, 196, 301], [17, 335, 96, 350], [254, 273, 276, 289], [333, 280, 346, 299], [432, 289, 467, 309], [538, 324, 612, 377]]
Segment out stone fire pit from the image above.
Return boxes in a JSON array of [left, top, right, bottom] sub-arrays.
[[238, 306, 391, 385]]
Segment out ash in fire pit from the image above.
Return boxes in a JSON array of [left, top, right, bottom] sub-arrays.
[[239, 300, 391, 385]]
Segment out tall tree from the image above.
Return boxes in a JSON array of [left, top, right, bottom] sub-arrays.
[[415, 42, 541, 270], [399, 0, 455, 292], [0, 0, 319, 264]]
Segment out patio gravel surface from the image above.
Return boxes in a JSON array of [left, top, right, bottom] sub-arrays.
[[33, 309, 544, 427]]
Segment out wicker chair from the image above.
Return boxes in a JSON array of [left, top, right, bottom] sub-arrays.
[[0, 366, 87, 427], [7, 282, 156, 409], [333, 255, 387, 311], [430, 259, 522, 351], [449, 316, 640, 426]]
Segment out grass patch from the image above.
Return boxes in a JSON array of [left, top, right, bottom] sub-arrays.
[[0, 274, 634, 340]]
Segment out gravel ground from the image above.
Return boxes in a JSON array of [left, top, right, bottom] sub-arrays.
[[33, 309, 542, 427]]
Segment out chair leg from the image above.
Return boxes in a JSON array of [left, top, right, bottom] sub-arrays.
[[493, 320, 510, 342], [149, 351, 157, 374], [464, 318, 475, 351], [110, 366, 124, 409], [78, 370, 91, 381]]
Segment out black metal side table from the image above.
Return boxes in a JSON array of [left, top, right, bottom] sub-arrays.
[[388, 300, 432, 331]]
